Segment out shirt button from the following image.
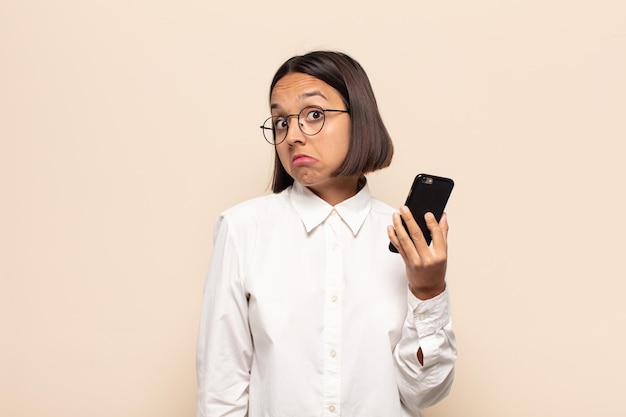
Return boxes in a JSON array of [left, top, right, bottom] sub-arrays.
[[418, 314, 426, 321], [329, 405, 336, 413], [330, 350, 337, 358], [331, 295, 338, 303]]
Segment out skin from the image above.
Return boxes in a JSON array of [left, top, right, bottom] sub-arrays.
[[271, 72, 448, 303]]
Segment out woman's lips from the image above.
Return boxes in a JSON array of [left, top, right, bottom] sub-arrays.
[[292, 154, 316, 167]]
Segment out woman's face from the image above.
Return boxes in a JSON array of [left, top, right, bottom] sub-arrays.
[[270, 72, 354, 201]]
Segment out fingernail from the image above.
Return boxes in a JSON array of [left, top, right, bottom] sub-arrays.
[[425, 212, 434, 220], [400, 206, 409, 214]]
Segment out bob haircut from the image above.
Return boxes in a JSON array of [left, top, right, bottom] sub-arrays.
[[268, 51, 394, 193]]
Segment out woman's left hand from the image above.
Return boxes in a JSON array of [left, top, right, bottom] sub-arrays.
[[387, 206, 448, 300]]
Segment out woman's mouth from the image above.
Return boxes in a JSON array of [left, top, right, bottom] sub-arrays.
[[292, 154, 317, 167]]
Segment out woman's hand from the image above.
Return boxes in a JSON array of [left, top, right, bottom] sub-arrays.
[[387, 206, 449, 300]]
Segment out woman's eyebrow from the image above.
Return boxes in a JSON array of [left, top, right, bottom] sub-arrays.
[[270, 90, 328, 110], [300, 90, 328, 100]]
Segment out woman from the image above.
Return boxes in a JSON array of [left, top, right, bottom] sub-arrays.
[[197, 51, 456, 417]]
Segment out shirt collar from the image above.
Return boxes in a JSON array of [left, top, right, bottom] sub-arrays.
[[289, 180, 372, 236]]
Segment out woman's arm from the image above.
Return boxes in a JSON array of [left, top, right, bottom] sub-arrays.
[[388, 207, 457, 412], [393, 289, 456, 412], [196, 216, 252, 417]]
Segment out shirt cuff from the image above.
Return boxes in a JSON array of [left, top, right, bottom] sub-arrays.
[[407, 287, 451, 338]]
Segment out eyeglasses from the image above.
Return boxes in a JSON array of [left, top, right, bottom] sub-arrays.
[[260, 105, 349, 145]]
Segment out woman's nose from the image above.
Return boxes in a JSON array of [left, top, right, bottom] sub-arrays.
[[284, 117, 306, 145]]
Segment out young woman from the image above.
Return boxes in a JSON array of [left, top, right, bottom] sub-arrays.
[[197, 51, 456, 417]]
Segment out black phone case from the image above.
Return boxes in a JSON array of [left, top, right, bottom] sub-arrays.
[[389, 173, 454, 252]]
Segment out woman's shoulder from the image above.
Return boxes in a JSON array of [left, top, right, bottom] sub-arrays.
[[218, 189, 290, 224]]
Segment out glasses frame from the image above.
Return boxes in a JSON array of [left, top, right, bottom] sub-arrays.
[[260, 105, 349, 145]]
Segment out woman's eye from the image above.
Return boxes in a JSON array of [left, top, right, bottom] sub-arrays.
[[274, 118, 288, 130], [305, 109, 324, 122]]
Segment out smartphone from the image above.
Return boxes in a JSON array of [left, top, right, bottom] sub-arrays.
[[389, 173, 454, 252]]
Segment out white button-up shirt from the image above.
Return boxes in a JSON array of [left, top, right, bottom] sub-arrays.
[[197, 181, 456, 417]]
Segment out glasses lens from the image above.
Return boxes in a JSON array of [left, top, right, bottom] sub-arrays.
[[299, 106, 326, 136], [262, 117, 286, 144]]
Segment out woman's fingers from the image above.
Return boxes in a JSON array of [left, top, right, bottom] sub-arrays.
[[390, 206, 449, 260], [390, 207, 449, 299], [400, 206, 428, 251], [431, 212, 449, 251], [389, 208, 422, 258]]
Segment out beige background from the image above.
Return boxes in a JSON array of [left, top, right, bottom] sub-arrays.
[[2, 0, 625, 416]]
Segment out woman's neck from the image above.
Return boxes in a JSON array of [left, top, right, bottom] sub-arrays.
[[307, 175, 363, 206]]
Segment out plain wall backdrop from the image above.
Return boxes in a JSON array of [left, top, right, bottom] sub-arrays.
[[2, 1, 625, 416]]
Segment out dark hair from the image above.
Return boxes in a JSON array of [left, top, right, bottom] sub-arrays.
[[269, 51, 393, 193]]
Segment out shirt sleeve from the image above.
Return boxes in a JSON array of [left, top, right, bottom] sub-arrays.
[[196, 215, 252, 417], [393, 287, 457, 413]]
